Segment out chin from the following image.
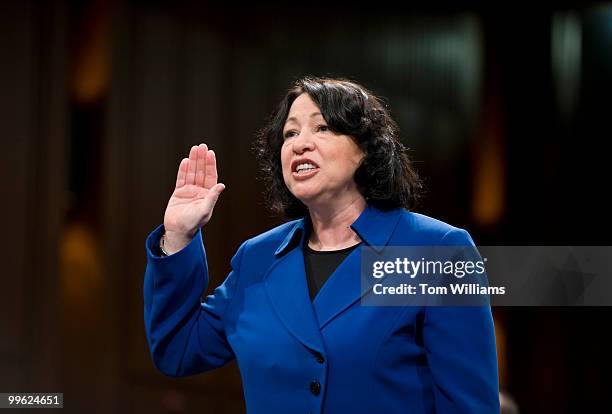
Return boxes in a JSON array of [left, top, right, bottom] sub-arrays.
[[290, 191, 318, 205], [287, 186, 318, 204]]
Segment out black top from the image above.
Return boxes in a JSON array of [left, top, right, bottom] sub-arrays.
[[303, 243, 361, 301]]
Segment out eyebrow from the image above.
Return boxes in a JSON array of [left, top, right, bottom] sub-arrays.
[[284, 112, 324, 126]]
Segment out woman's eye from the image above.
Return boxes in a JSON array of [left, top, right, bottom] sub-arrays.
[[317, 125, 329, 132], [283, 131, 297, 139]]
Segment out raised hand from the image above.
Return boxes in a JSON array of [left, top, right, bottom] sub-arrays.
[[162, 144, 225, 254]]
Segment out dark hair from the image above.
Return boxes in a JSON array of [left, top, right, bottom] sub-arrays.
[[254, 76, 422, 219]]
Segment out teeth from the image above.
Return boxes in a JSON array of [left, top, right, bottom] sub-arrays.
[[296, 163, 317, 173]]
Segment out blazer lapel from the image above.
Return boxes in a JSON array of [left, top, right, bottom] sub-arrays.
[[263, 206, 403, 348], [263, 221, 325, 355], [312, 248, 363, 329], [313, 206, 404, 329]]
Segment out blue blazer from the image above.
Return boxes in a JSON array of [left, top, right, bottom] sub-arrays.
[[144, 205, 500, 413]]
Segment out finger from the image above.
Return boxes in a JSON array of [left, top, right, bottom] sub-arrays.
[[186, 145, 198, 185], [204, 149, 218, 189], [175, 158, 189, 189], [195, 143, 207, 187]]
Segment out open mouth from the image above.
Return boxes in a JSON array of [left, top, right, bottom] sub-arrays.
[[291, 159, 320, 179], [295, 163, 318, 174]]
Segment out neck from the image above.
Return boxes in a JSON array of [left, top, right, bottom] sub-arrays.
[[307, 195, 366, 251]]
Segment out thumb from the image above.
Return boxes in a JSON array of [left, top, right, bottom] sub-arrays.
[[212, 183, 226, 197], [199, 183, 226, 226], [205, 183, 225, 206]]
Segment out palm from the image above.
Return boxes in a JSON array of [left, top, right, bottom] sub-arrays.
[[164, 144, 225, 236]]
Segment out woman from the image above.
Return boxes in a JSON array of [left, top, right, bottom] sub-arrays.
[[144, 77, 500, 413]]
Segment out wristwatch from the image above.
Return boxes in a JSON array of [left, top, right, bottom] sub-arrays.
[[159, 233, 170, 257]]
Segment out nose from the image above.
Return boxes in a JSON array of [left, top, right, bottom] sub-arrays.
[[292, 131, 315, 154]]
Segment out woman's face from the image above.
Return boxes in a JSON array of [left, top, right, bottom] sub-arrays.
[[281, 93, 364, 207]]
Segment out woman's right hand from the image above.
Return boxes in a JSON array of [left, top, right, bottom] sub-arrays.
[[162, 144, 225, 254]]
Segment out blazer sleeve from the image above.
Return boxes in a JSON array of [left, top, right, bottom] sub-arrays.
[[143, 224, 245, 377], [423, 228, 500, 413]]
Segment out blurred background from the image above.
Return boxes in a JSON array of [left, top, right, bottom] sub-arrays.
[[2, 0, 612, 412]]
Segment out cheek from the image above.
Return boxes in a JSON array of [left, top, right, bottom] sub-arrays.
[[280, 145, 292, 178], [337, 145, 363, 172]]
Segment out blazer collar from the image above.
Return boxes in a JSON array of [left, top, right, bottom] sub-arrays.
[[265, 205, 405, 350], [274, 204, 403, 256], [274, 217, 308, 256]]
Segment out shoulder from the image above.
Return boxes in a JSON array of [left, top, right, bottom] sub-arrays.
[[225, 219, 302, 281], [246, 219, 300, 246], [236, 219, 302, 257], [393, 209, 475, 246]]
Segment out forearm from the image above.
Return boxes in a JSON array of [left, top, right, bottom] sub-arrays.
[[143, 225, 238, 376]]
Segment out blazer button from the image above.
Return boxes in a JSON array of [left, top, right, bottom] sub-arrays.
[[315, 353, 325, 364], [310, 380, 321, 396]]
